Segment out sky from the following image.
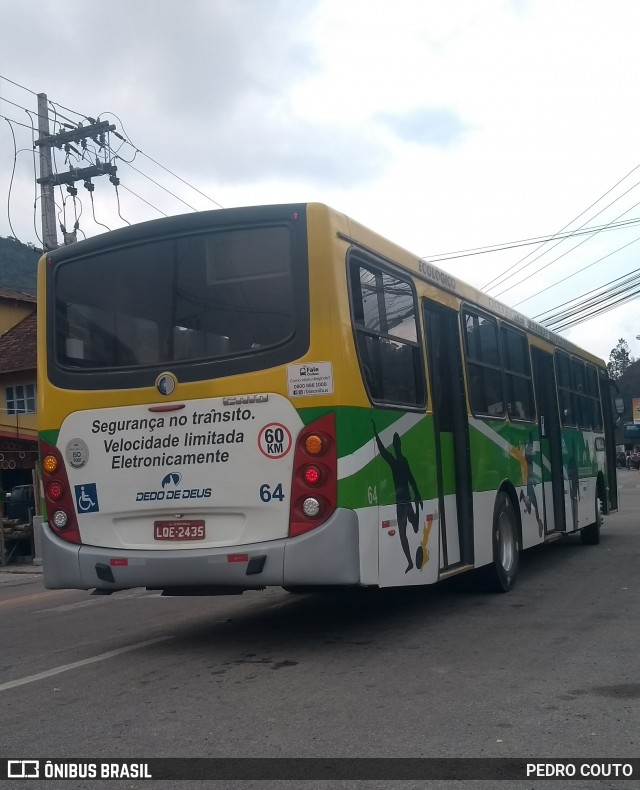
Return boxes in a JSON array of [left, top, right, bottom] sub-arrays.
[[2, 0, 640, 363]]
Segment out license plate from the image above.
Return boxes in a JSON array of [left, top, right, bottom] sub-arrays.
[[154, 520, 205, 541]]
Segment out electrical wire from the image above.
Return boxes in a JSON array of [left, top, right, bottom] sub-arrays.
[[0, 96, 34, 114], [534, 267, 640, 321], [0, 111, 35, 131], [101, 114, 224, 209], [425, 217, 640, 262], [547, 285, 640, 332], [541, 272, 640, 329], [512, 232, 640, 308], [0, 75, 38, 95], [112, 181, 131, 226], [4, 118, 19, 238], [5, 72, 637, 336], [115, 157, 199, 212], [48, 99, 92, 126], [23, 107, 43, 245], [118, 183, 168, 217], [481, 160, 640, 292], [33, 193, 63, 235], [88, 189, 111, 232], [490, 177, 640, 299], [0, 77, 197, 242], [72, 193, 83, 226], [494, 195, 640, 301], [133, 147, 225, 209], [97, 111, 133, 148], [3, 77, 224, 224]]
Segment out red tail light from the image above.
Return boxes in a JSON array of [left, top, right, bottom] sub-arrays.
[[289, 413, 337, 537], [39, 438, 81, 544], [46, 481, 65, 501], [303, 465, 322, 485]]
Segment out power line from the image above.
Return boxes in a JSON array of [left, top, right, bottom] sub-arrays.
[[547, 285, 640, 332], [87, 187, 111, 233], [512, 232, 640, 308], [425, 216, 640, 262], [48, 100, 92, 126], [481, 159, 640, 292], [133, 146, 225, 210], [118, 183, 168, 217], [98, 109, 224, 207], [110, 175, 131, 226], [541, 272, 640, 329], [534, 267, 640, 321], [0, 111, 35, 131], [0, 75, 38, 95], [25, 109, 42, 244], [490, 177, 640, 299], [116, 156, 199, 212], [0, 96, 33, 114], [4, 118, 19, 238], [1, 75, 225, 236], [493, 196, 640, 300]]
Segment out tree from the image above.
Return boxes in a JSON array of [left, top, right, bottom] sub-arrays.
[[607, 338, 633, 380], [0, 235, 39, 295]]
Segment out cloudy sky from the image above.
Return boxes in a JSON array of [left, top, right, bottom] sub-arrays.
[[2, 0, 640, 363]]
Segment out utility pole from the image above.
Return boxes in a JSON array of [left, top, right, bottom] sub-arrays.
[[36, 93, 58, 251], [35, 94, 117, 248]]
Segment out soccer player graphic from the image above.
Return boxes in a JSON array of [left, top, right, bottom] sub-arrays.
[[372, 422, 423, 573], [512, 434, 544, 538]]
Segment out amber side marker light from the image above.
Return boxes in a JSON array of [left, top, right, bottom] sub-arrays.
[[304, 434, 324, 456], [43, 454, 58, 474]]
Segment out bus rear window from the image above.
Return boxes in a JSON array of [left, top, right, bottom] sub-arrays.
[[54, 225, 294, 370]]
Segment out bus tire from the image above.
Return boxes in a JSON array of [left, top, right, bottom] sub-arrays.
[[481, 491, 520, 593], [580, 494, 602, 545]]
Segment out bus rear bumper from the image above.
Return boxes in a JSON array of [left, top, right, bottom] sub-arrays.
[[41, 508, 361, 592]]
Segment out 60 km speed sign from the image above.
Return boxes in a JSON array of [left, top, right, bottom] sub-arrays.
[[258, 423, 293, 459]]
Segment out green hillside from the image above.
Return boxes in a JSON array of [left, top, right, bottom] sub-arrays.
[[0, 236, 40, 295]]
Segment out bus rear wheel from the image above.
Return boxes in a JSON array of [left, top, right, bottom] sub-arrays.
[[580, 494, 602, 545], [481, 491, 520, 593]]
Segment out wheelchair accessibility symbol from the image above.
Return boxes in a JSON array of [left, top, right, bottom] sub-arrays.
[[74, 483, 100, 514]]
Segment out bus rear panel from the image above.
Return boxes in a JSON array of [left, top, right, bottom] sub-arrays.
[[38, 204, 360, 593]]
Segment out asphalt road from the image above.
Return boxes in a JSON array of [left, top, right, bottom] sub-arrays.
[[1, 472, 639, 789]]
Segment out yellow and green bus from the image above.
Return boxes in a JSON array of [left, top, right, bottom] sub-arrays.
[[37, 203, 619, 595]]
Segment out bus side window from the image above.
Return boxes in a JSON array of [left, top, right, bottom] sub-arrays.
[[555, 351, 576, 427], [349, 259, 425, 408], [500, 325, 534, 422], [463, 310, 505, 418]]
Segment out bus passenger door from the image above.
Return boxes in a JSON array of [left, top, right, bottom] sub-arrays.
[[531, 347, 564, 533], [422, 300, 474, 572]]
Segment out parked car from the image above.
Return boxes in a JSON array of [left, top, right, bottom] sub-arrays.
[[4, 484, 34, 522]]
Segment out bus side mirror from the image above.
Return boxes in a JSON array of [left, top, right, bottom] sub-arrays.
[[614, 396, 625, 415]]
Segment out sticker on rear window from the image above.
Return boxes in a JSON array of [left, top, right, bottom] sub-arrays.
[[287, 362, 333, 397]]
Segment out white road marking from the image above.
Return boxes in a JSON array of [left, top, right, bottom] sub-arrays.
[[36, 588, 157, 613], [0, 636, 173, 693]]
